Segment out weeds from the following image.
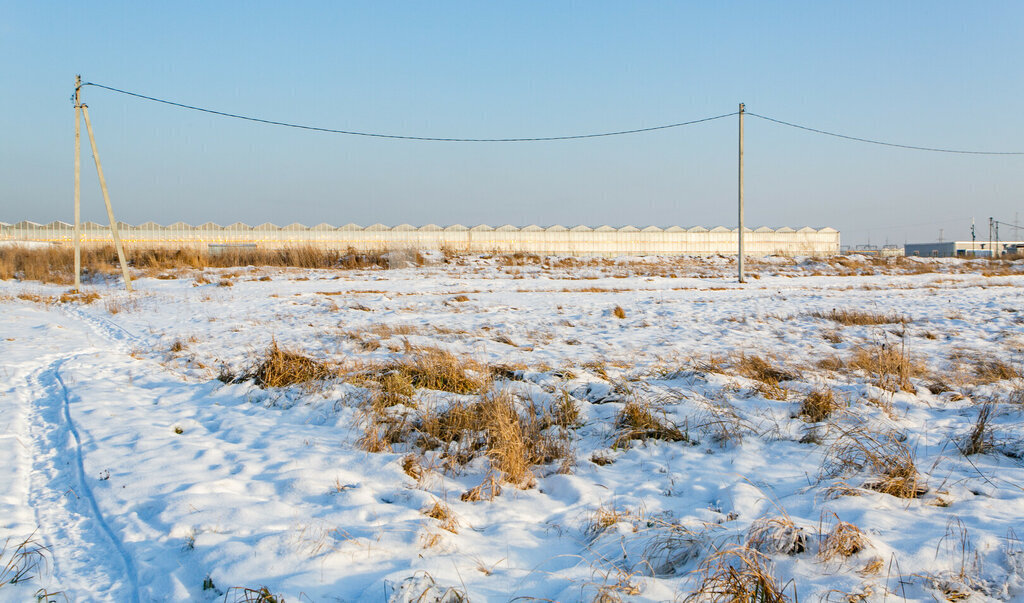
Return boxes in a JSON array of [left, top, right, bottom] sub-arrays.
[[423, 500, 459, 533], [380, 347, 486, 394], [0, 533, 49, 586], [960, 402, 995, 456], [799, 389, 840, 423], [848, 340, 925, 392], [683, 545, 794, 602], [822, 428, 926, 498], [613, 397, 687, 449], [747, 516, 806, 555], [242, 341, 335, 389], [972, 359, 1020, 384], [818, 513, 869, 561], [811, 308, 908, 326], [223, 586, 284, 602], [415, 391, 570, 486]]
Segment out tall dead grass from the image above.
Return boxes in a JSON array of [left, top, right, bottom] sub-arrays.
[[226, 341, 336, 389], [613, 397, 688, 448], [0, 244, 400, 284], [410, 391, 572, 487], [811, 308, 908, 326], [822, 428, 926, 498], [683, 545, 794, 602], [376, 347, 487, 395], [848, 341, 926, 393]]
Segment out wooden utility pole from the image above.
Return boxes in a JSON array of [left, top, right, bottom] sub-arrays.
[[738, 102, 745, 283], [74, 76, 82, 290], [80, 93, 133, 291]]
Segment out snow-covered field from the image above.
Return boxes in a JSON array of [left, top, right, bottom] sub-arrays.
[[2, 255, 1023, 602]]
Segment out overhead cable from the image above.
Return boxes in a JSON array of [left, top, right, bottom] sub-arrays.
[[79, 82, 736, 142], [746, 112, 1024, 155]]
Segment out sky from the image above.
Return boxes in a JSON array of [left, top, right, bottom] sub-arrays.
[[2, 1, 1022, 247]]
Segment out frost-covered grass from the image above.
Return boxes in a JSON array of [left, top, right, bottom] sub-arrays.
[[1, 256, 1023, 601]]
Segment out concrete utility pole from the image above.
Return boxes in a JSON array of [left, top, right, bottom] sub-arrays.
[[738, 103, 745, 283], [79, 82, 133, 291], [74, 75, 82, 290]]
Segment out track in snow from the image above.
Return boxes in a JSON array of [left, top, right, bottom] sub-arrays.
[[26, 359, 140, 602]]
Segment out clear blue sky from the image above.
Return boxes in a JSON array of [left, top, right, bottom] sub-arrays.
[[2, 1, 1022, 246]]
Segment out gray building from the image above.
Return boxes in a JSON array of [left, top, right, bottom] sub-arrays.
[[904, 240, 1024, 258]]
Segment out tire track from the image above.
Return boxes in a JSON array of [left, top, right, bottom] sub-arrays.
[[27, 358, 140, 602]]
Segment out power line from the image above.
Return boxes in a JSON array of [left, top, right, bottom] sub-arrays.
[[746, 112, 1024, 155], [78, 82, 737, 142], [77, 81, 1024, 154]]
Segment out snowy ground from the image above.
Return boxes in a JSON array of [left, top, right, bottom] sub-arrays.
[[2, 255, 1023, 602]]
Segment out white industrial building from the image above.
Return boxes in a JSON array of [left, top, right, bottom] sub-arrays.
[[0, 221, 841, 257], [904, 240, 1024, 258]]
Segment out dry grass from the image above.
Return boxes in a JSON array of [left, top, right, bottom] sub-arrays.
[[224, 586, 285, 602], [0, 533, 49, 587], [747, 516, 806, 555], [822, 428, 926, 498], [423, 500, 459, 533], [0, 244, 403, 285], [971, 359, 1021, 384], [682, 545, 794, 602], [818, 514, 869, 561], [415, 391, 571, 486], [613, 397, 688, 449], [585, 503, 631, 539], [848, 341, 926, 392], [960, 402, 995, 456], [612, 305, 627, 319], [460, 473, 502, 502], [733, 354, 797, 386], [229, 341, 335, 389], [378, 347, 486, 395], [799, 389, 840, 423], [811, 308, 908, 326]]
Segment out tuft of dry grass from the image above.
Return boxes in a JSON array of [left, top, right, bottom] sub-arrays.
[[612, 305, 627, 319], [460, 473, 502, 502], [960, 402, 995, 456], [822, 428, 926, 498], [243, 341, 335, 389], [0, 533, 49, 587], [971, 359, 1021, 384], [733, 354, 798, 387], [682, 545, 794, 602], [423, 500, 459, 533], [380, 347, 486, 395], [799, 389, 840, 423], [848, 341, 926, 393], [747, 516, 806, 555], [224, 586, 284, 603], [811, 308, 908, 326], [613, 397, 688, 449], [415, 391, 571, 486], [818, 513, 869, 561]]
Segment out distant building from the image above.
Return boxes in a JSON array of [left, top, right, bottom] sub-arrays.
[[843, 244, 904, 257], [904, 240, 1024, 258]]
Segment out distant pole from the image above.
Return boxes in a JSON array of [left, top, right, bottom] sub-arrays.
[[81, 103, 133, 291], [989, 217, 993, 259], [971, 217, 976, 257], [738, 102, 745, 283], [74, 75, 82, 290]]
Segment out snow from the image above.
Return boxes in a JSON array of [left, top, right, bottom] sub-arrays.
[[1, 258, 1023, 601]]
